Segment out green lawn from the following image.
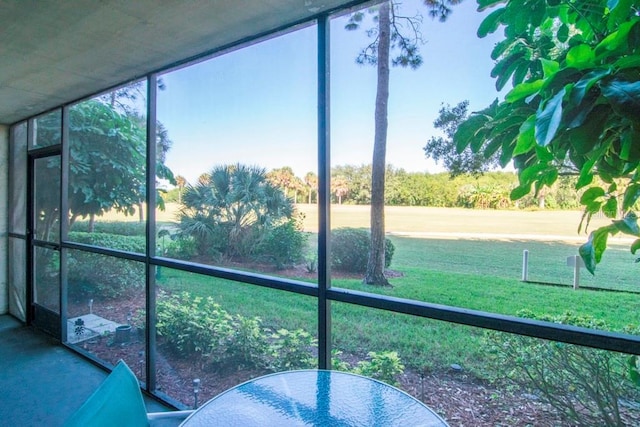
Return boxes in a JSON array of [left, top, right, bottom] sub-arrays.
[[147, 204, 640, 376], [389, 236, 639, 293], [157, 222, 640, 374], [297, 203, 615, 236]]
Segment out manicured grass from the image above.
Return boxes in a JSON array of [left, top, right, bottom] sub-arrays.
[[297, 204, 615, 236], [150, 204, 638, 375], [157, 235, 640, 374], [389, 236, 639, 293]]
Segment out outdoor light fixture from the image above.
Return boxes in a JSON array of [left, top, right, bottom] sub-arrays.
[[193, 378, 201, 409]]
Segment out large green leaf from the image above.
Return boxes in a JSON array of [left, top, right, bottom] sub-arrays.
[[540, 58, 560, 79], [491, 38, 515, 60], [602, 196, 618, 218], [510, 184, 531, 200], [580, 186, 605, 205], [565, 90, 598, 129], [595, 19, 639, 56], [491, 50, 525, 79], [534, 144, 554, 163], [506, 80, 543, 103], [512, 115, 536, 156], [520, 162, 547, 184], [478, 8, 506, 37], [579, 227, 612, 274], [601, 79, 640, 119], [614, 56, 640, 69], [540, 168, 559, 188], [613, 212, 640, 236], [483, 136, 503, 158], [454, 114, 490, 153], [623, 183, 640, 211], [498, 138, 516, 167], [535, 87, 566, 146], [495, 56, 526, 91], [608, 0, 634, 29], [565, 44, 595, 69], [578, 237, 597, 274], [489, 113, 527, 137]]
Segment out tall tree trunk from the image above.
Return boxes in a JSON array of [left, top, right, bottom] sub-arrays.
[[364, 1, 391, 287]]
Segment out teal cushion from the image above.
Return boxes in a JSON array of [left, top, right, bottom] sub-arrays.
[[64, 360, 149, 427]]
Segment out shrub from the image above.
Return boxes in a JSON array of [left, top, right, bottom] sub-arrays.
[[226, 316, 270, 369], [69, 231, 145, 252], [156, 292, 234, 364], [331, 228, 395, 273], [70, 221, 146, 236], [355, 351, 405, 386], [484, 310, 640, 426], [156, 292, 316, 371], [257, 217, 308, 269], [331, 349, 351, 372], [269, 328, 317, 371], [162, 235, 198, 260], [67, 232, 145, 299]]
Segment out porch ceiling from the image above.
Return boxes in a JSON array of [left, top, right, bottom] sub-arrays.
[[0, 0, 358, 125]]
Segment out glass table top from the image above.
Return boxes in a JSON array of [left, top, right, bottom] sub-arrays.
[[180, 369, 449, 426]]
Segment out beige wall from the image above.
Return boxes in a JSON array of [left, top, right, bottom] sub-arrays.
[[0, 125, 8, 314]]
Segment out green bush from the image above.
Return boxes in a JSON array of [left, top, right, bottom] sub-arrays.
[[156, 292, 234, 364], [162, 235, 198, 259], [355, 351, 405, 386], [156, 292, 315, 371], [70, 221, 146, 236], [258, 218, 308, 269], [269, 328, 317, 371], [226, 316, 270, 369], [331, 349, 352, 372], [484, 310, 640, 426], [67, 232, 145, 299], [331, 228, 395, 273], [69, 231, 145, 252]]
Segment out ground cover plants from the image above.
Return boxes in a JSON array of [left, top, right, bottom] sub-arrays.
[[485, 311, 640, 426]]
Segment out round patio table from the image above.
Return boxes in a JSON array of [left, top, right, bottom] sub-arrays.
[[180, 369, 449, 426]]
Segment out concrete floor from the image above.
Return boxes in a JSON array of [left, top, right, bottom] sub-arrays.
[[0, 315, 175, 426]]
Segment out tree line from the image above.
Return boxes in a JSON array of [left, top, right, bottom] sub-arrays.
[[167, 166, 585, 210]]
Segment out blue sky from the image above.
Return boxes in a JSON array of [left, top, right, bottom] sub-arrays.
[[156, 0, 506, 184]]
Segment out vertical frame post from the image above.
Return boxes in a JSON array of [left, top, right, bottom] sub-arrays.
[[25, 118, 35, 325], [60, 106, 70, 340], [146, 74, 158, 391], [317, 14, 332, 370]]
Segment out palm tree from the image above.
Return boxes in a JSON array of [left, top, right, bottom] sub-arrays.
[[331, 176, 349, 205], [266, 167, 296, 198], [175, 175, 187, 204], [304, 172, 318, 204], [179, 164, 294, 259]]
